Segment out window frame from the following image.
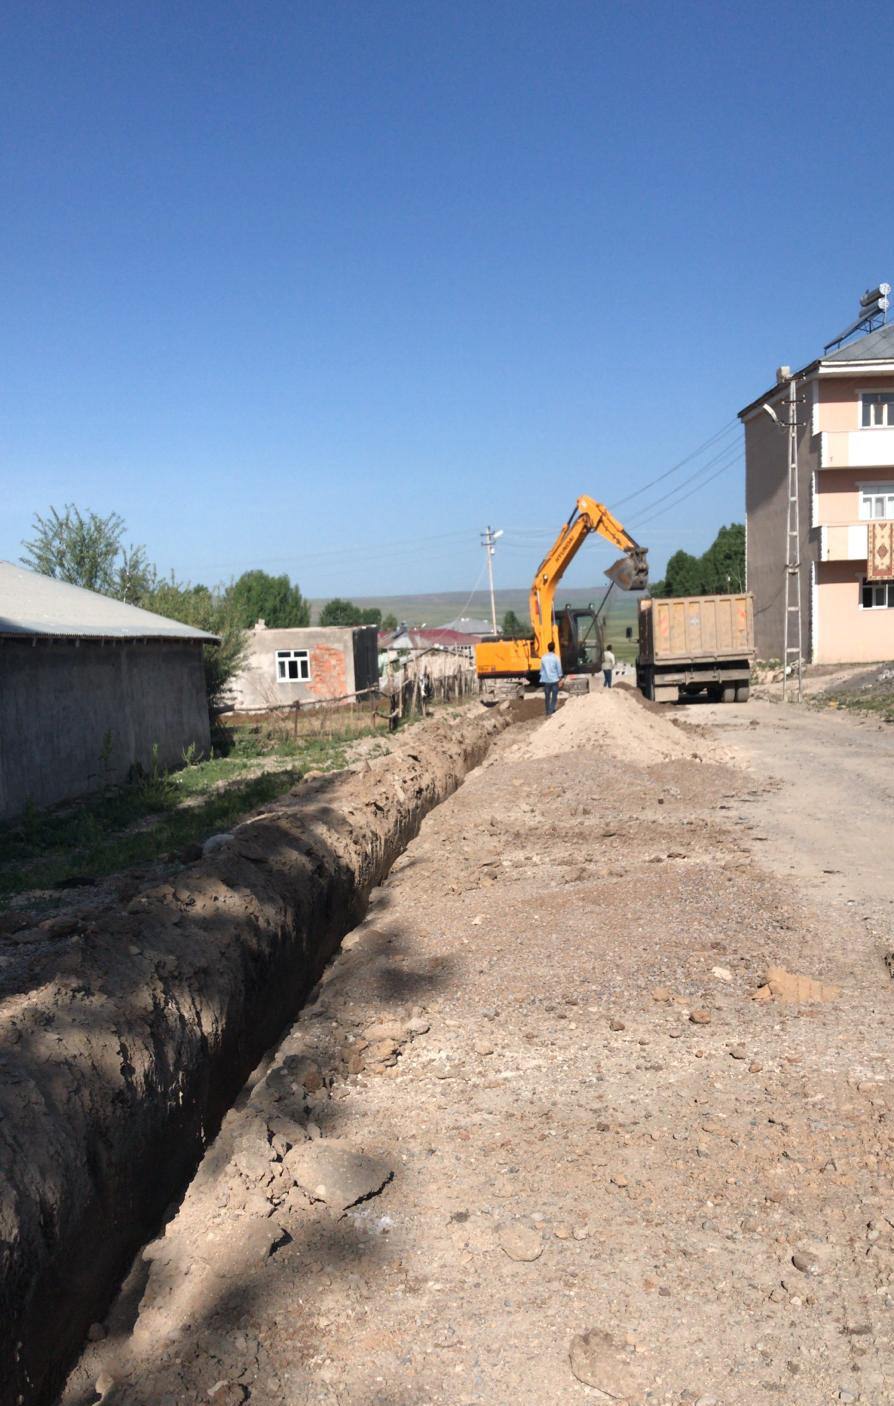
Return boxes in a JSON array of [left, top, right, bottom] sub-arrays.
[[857, 483, 894, 520], [859, 577, 894, 610], [275, 648, 311, 682], [860, 390, 894, 428]]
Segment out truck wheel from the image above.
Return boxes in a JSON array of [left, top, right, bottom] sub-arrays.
[[735, 683, 750, 703], [720, 684, 736, 704]]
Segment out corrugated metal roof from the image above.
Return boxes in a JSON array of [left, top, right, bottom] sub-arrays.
[[823, 322, 894, 361], [0, 561, 217, 641]]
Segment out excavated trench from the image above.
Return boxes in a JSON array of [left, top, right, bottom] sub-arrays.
[[0, 705, 513, 1406]]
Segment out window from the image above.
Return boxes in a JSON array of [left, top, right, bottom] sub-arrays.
[[861, 392, 894, 427], [276, 649, 311, 681], [860, 578, 894, 609], [859, 486, 894, 520]]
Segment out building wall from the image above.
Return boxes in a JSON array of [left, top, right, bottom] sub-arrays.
[[228, 625, 376, 710], [0, 638, 210, 820], [814, 561, 894, 664], [814, 375, 894, 662], [818, 376, 863, 431], [815, 466, 894, 524], [817, 371, 894, 430], [744, 384, 817, 661]]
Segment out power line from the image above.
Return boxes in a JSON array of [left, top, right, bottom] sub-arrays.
[[454, 558, 489, 620], [192, 527, 475, 575], [623, 438, 744, 525], [609, 419, 740, 511], [629, 452, 743, 532]]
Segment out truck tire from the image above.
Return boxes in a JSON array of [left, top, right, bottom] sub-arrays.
[[735, 683, 750, 703], [720, 684, 736, 704]]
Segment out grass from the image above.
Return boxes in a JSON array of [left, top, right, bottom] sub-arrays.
[[0, 718, 384, 908], [313, 585, 643, 631], [815, 689, 894, 723]]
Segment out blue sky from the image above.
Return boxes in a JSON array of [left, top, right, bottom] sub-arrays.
[[3, 1, 893, 599]]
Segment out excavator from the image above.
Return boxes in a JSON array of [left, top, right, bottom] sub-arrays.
[[475, 495, 648, 686]]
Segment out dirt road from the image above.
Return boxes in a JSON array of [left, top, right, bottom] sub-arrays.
[[677, 697, 894, 914], [63, 690, 894, 1406]]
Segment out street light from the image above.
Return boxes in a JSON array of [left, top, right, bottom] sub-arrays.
[[481, 526, 503, 635]]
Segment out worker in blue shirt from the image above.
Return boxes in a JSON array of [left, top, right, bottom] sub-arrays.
[[539, 640, 563, 716]]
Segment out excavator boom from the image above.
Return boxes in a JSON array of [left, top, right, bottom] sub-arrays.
[[529, 496, 647, 656], [476, 494, 648, 681]]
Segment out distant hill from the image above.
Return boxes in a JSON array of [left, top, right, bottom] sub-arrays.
[[311, 586, 641, 635]]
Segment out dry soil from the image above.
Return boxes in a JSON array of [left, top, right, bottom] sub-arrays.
[[61, 689, 894, 1406]]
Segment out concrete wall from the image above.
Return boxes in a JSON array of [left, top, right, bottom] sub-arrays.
[[228, 625, 380, 710], [815, 466, 894, 524], [815, 372, 894, 432], [0, 638, 210, 820], [744, 383, 818, 661], [814, 561, 894, 664]]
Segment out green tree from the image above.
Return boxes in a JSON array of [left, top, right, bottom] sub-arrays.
[[381, 612, 398, 631], [651, 524, 745, 598], [657, 549, 703, 597], [501, 609, 530, 636], [699, 523, 746, 594], [319, 598, 382, 627], [21, 505, 155, 603], [148, 577, 246, 711], [225, 570, 310, 629]]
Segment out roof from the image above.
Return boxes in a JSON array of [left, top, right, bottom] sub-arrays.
[[0, 561, 217, 641], [739, 322, 894, 419], [388, 627, 477, 648], [823, 321, 894, 362], [443, 616, 492, 634]]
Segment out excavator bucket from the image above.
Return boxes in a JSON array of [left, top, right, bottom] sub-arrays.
[[604, 547, 649, 592]]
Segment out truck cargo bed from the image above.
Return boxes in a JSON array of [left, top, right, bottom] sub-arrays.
[[637, 593, 755, 704]]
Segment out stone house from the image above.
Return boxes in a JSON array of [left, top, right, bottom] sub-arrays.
[[0, 561, 215, 820], [740, 319, 894, 664], [227, 622, 379, 711]]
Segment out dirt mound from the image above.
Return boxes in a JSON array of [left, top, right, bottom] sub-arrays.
[[519, 688, 722, 765]]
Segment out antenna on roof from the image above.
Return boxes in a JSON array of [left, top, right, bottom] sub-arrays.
[[824, 283, 891, 353]]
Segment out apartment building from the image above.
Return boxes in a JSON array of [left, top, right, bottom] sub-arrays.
[[740, 320, 894, 664]]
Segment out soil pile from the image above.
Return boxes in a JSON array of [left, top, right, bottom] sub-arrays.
[[520, 688, 722, 765]]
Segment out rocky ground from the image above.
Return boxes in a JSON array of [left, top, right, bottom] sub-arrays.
[[60, 688, 894, 1406]]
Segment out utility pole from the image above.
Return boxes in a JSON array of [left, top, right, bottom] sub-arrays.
[[762, 373, 805, 702], [481, 526, 503, 635], [782, 374, 803, 703]]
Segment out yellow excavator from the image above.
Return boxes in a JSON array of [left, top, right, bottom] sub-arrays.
[[475, 495, 648, 686]]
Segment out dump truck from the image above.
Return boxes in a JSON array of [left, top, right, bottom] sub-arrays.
[[475, 496, 648, 686], [636, 592, 754, 703]]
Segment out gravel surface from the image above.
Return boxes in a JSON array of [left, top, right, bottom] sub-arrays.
[[61, 692, 894, 1406]]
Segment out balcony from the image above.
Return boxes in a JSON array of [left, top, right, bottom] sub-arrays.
[[819, 428, 894, 469], [819, 523, 868, 562]]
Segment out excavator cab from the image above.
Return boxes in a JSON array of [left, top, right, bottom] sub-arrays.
[[557, 605, 605, 675]]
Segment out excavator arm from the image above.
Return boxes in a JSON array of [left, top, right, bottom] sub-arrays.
[[529, 496, 648, 655], [475, 494, 647, 682]]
